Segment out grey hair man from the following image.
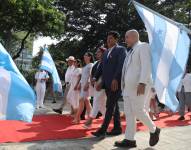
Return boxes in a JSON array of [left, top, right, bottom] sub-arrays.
[[115, 29, 160, 148]]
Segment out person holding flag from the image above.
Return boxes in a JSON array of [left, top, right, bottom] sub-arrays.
[[35, 69, 49, 109], [39, 46, 63, 109], [53, 56, 75, 114]]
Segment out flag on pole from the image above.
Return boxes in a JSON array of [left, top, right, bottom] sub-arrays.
[[134, 1, 191, 111], [40, 47, 62, 93], [0, 43, 35, 122]]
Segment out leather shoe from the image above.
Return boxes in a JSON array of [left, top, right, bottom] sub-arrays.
[[149, 127, 161, 146], [106, 128, 122, 136], [52, 108, 62, 114], [178, 116, 185, 121], [91, 130, 106, 139], [115, 139, 137, 148]]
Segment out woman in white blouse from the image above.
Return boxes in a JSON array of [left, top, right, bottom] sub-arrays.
[[67, 59, 82, 120], [73, 52, 94, 124]]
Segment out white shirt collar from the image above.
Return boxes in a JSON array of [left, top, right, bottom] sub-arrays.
[[68, 65, 75, 69], [132, 41, 141, 50], [108, 44, 118, 51]]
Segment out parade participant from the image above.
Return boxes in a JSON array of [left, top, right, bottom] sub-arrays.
[[177, 69, 191, 120], [53, 56, 75, 114], [91, 31, 127, 138], [35, 69, 49, 109], [73, 52, 94, 124], [83, 47, 107, 128], [67, 59, 82, 119], [115, 30, 160, 148]]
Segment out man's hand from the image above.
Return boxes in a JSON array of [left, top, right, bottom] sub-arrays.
[[111, 79, 118, 92], [137, 83, 146, 96]]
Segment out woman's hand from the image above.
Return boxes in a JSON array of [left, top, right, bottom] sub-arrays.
[[95, 83, 102, 91], [83, 83, 89, 91], [91, 78, 96, 86], [74, 85, 78, 91], [77, 83, 81, 91]]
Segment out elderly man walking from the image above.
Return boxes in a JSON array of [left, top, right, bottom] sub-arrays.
[[53, 56, 75, 114], [115, 30, 160, 148]]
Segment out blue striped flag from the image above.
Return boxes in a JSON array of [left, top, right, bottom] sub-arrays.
[[134, 1, 191, 111], [0, 43, 35, 122], [40, 48, 62, 93]]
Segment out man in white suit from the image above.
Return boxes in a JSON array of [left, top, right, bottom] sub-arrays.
[[115, 30, 160, 148]]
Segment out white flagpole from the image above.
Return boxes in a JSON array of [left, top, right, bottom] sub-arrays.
[[132, 0, 191, 34]]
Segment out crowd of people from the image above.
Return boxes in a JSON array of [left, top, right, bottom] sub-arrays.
[[34, 29, 191, 148]]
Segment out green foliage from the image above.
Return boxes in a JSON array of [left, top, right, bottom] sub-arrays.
[[0, 0, 66, 57], [51, 0, 190, 64], [32, 48, 43, 69]]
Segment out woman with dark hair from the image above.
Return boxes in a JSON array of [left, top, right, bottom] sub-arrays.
[[83, 47, 107, 128], [73, 52, 94, 124], [67, 59, 82, 120]]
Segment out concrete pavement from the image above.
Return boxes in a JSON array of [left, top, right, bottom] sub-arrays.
[[0, 99, 191, 150]]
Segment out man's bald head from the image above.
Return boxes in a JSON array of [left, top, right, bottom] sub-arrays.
[[125, 29, 140, 47]]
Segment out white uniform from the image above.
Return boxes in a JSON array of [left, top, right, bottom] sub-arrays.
[[178, 73, 191, 116], [121, 41, 156, 141], [90, 78, 107, 118], [35, 71, 49, 108], [67, 68, 81, 109], [80, 63, 93, 99], [61, 65, 75, 106], [182, 73, 191, 92]]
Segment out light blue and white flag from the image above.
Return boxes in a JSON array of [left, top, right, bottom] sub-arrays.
[[134, 1, 191, 111], [0, 43, 35, 122], [40, 48, 62, 93]]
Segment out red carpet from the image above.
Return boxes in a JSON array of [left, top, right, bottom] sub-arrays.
[[0, 112, 190, 143]]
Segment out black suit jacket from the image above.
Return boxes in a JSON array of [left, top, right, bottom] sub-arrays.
[[102, 45, 127, 91], [91, 61, 102, 81]]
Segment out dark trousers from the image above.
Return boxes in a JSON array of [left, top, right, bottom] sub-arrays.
[[100, 89, 121, 132]]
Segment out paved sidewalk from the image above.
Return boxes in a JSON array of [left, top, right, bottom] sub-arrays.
[[0, 99, 191, 150], [0, 126, 191, 150]]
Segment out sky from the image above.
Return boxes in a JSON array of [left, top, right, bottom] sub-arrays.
[[32, 36, 59, 56]]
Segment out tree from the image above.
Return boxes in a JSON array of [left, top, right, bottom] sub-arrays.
[[0, 0, 66, 59], [51, 0, 190, 61]]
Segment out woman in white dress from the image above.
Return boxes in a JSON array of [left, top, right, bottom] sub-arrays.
[[73, 52, 94, 124], [67, 59, 82, 120]]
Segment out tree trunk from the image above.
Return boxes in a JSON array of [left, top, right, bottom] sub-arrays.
[[12, 29, 32, 60]]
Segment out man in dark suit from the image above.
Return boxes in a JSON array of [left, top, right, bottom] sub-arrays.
[[92, 31, 127, 138]]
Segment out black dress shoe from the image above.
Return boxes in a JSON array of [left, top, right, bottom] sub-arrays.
[[115, 139, 137, 148], [106, 128, 122, 136], [53, 108, 62, 114], [80, 115, 86, 120], [178, 116, 185, 121], [91, 130, 106, 139], [149, 127, 161, 146], [96, 112, 102, 119]]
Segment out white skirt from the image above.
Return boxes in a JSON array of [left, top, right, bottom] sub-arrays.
[[80, 83, 91, 99], [67, 85, 80, 109]]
